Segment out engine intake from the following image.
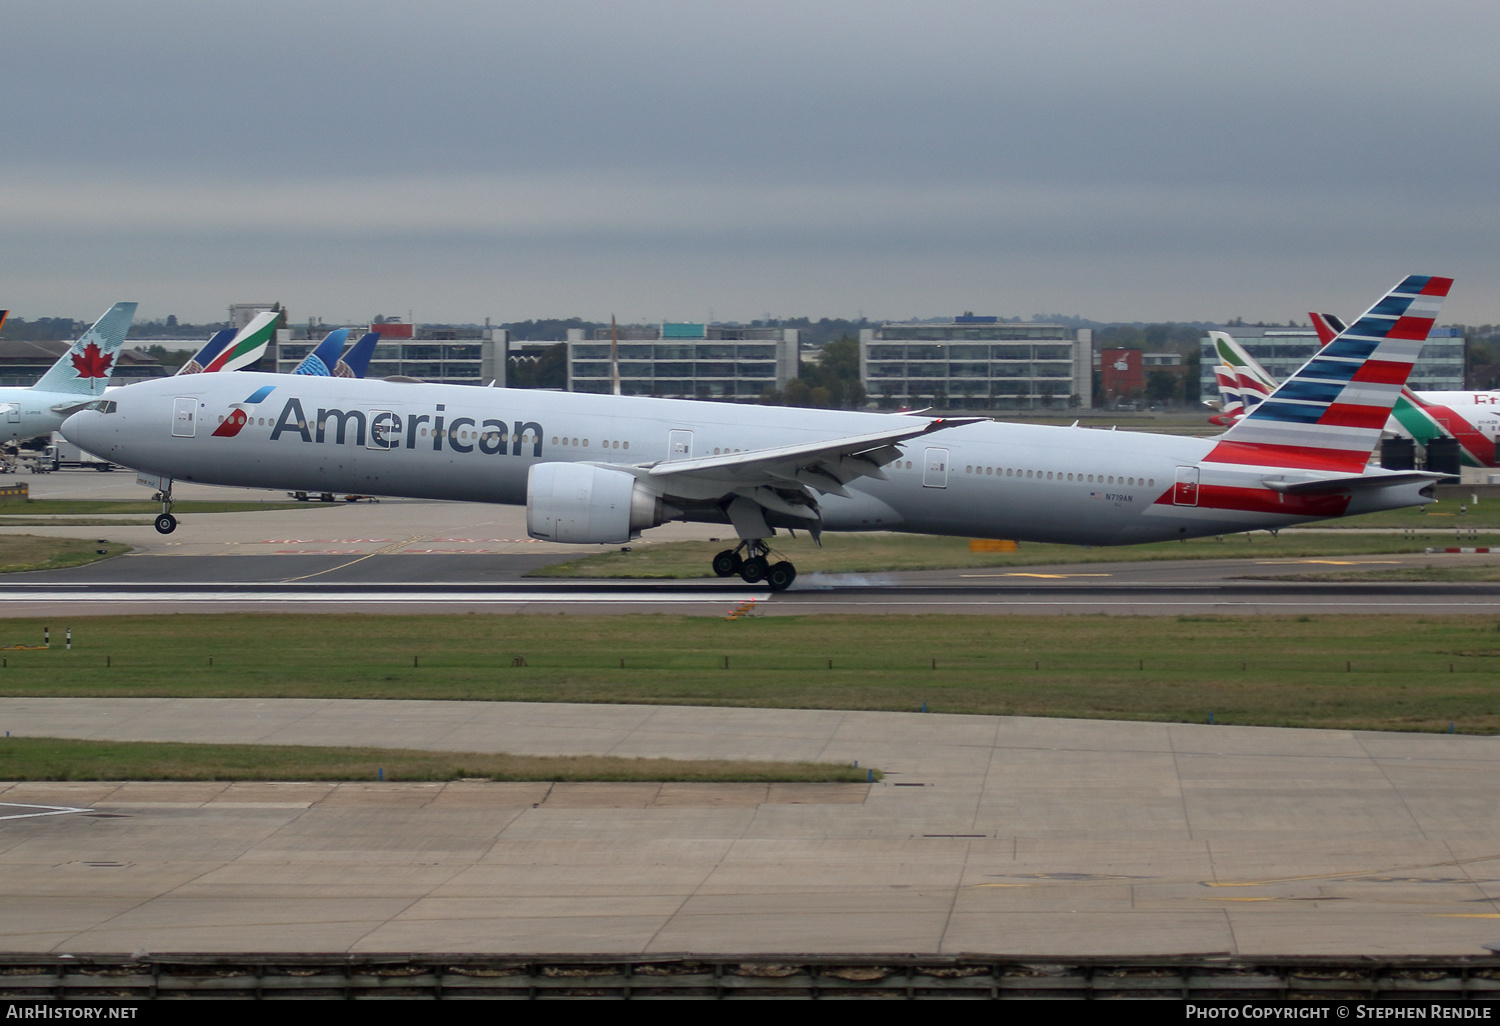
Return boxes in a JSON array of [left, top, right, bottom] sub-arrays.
[[526, 462, 670, 544]]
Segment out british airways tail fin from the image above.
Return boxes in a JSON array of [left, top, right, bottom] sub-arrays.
[[292, 328, 351, 376], [334, 331, 379, 378], [32, 302, 138, 396], [1210, 276, 1452, 472], [175, 329, 236, 376], [1310, 312, 1348, 347], [203, 311, 278, 373]]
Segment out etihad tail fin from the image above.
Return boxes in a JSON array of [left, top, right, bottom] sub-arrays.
[[202, 311, 278, 373], [32, 302, 138, 396], [292, 328, 351, 376], [1211, 276, 1452, 472], [334, 331, 379, 378], [175, 329, 236, 376]]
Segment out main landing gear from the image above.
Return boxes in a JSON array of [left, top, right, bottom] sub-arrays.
[[711, 539, 797, 592], [152, 485, 177, 535]]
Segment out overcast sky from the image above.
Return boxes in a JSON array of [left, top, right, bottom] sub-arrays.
[[4, 1, 1498, 327]]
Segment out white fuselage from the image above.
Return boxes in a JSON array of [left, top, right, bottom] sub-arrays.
[[63, 373, 1434, 546]]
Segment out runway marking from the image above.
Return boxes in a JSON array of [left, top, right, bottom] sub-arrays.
[[1258, 560, 1404, 566], [0, 801, 93, 821], [1206, 851, 1500, 888], [1432, 914, 1500, 918], [960, 573, 1113, 579]]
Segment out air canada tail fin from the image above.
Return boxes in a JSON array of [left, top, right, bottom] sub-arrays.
[[292, 328, 351, 376], [202, 311, 278, 373], [334, 331, 379, 378], [1210, 276, 1452, 473], [175, 329, 236, 376], [1310, 312, 1348, 347], [32, 302, 138, 396]]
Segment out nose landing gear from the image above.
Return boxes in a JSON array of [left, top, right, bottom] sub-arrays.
[[152, 485, 177, 534], [710, 540, 797, 591]]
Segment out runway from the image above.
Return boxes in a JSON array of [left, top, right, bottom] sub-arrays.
[[6, 551, 1500, 615]]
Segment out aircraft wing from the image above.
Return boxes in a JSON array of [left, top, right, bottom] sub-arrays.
[[645, 416, 985, 499]]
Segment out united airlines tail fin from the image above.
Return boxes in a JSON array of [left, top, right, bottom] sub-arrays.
[[31, 302, 138, 396], [175, 329, 236, 376], [334, 331, 379, 378], [292, 328, 351, 376], [1210, 276, 1452, 472], [202, 311, 278, 373]]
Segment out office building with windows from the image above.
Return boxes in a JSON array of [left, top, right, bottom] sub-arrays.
[[567, 324, 799, 399], [859, 317, 1092, 410]]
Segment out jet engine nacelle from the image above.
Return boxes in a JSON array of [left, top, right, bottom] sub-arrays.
[[526, 462, 670, 544]]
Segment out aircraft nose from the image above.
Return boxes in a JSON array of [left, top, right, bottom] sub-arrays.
[[60, 409, 100, 448]]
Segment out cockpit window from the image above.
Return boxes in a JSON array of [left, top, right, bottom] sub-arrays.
[[86, 400, 117, 414]]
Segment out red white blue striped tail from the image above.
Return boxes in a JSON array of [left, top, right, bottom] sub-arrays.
[[1209, 276, 1452, 472]]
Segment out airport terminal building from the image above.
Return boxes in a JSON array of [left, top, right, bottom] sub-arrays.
[[858, 317, 1092, 410]]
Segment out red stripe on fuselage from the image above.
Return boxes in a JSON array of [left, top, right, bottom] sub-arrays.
[[1204, 440, 1369, 472], [1152, 484, 1351, 517]]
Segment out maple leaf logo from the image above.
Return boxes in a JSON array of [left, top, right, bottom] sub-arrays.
[[71, 342, 114, 379]]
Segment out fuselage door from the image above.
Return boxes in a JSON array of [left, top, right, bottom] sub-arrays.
[[923, 447, 950, 489], [668, 429, 693, 461], [171, 397, 198, 438], [1173, 465, 1200, 506], [367, 411, 398, 451], [6, 407, 17, 425]]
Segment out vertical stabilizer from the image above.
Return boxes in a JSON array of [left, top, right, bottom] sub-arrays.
[[1211, 276, 1452, 472], [32, 302, 138, 396], [293, 328, 351, 376], [335, 332, 379, 378], [176, 329, 236, 376], [203, 311, 278, 373]]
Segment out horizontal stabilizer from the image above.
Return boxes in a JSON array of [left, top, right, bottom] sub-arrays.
[[1262, 470, 1445, 495]]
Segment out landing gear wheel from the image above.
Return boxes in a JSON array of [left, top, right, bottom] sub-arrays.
[[711, 549, 742, 578], [154, 513, 178, 535], [766, 560, 797, 592], [739, 555, 769, 584]]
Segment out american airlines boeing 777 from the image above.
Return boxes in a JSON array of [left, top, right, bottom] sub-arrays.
[[63, 277, 1451, 590]]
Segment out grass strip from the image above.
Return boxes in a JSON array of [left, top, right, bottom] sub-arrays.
[[0, 535, 129, 574], [0, 736, 873, 782], [3, 613, 1499, 734], [528, 530, 1500, 579]]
